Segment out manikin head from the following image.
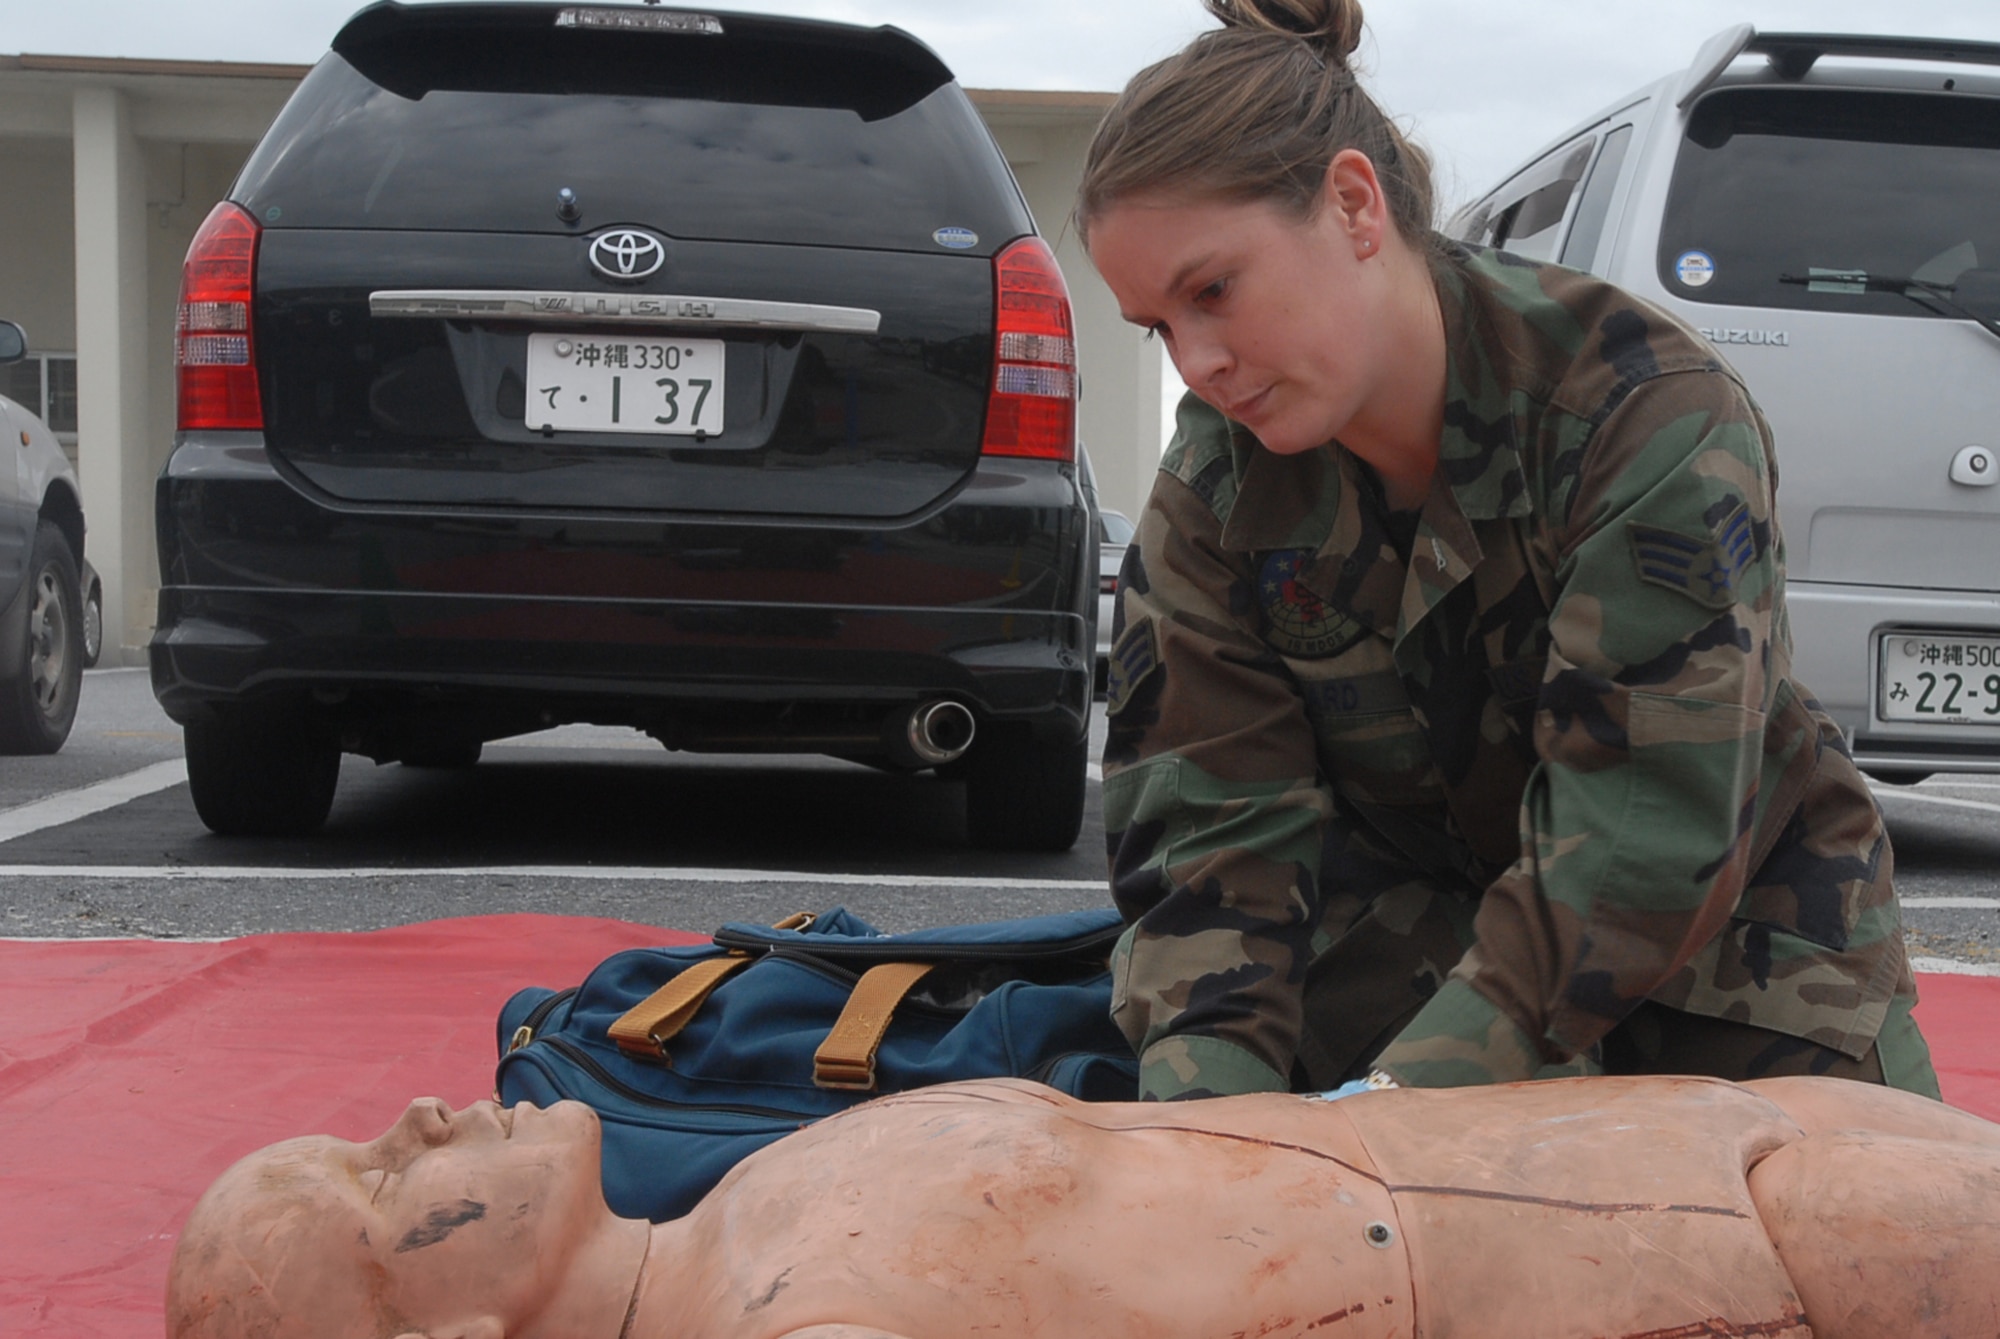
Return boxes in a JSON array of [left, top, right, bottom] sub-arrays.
[[166, 1098, 645, 1339]]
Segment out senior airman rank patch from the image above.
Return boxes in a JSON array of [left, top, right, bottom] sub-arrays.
[[1104, 618, 1161, 716], [1627, 502, 1757, 611], [1257, 549, 1368, 658]]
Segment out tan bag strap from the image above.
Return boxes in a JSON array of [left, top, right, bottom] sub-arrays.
[[608, 912, 818, 1058], [609, 955, 753, 1057], [813, 961, 937, 1091]]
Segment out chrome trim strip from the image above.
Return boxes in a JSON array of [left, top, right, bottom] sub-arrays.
[[368, 290, 882, 334]]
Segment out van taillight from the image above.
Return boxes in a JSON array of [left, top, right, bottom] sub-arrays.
[[177, 202, 264, 432], [981, 237, 1077, 462]]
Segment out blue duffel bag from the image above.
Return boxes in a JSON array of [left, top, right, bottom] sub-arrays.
[[494, 906, 1138, 1221]]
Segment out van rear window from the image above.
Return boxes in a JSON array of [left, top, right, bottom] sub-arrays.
[[1660, 88, 2000, 319], [232, 31, 1026, 252]]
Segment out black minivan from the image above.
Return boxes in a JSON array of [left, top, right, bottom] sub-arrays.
[[152, 2, 1096, 849]]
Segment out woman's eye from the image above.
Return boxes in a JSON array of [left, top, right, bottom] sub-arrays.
[[1195, 277, 1228, 304]]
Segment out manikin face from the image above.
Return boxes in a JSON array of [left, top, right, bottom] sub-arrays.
[[169, 1098, 612, 1339], [1087, 156, 1391, 457]]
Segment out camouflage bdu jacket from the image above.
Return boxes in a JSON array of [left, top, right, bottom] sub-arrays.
[[1103, 246, 1922, 1099]]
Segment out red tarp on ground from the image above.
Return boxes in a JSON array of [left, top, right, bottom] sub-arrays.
[[0, 915, 698, 1339], [0, 915, 1994, 1338]]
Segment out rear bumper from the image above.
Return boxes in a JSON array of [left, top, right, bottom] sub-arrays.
[[1789, 580, 2000, 773], [151, 434, 1093, 751], [152, 589, 1087, 715]]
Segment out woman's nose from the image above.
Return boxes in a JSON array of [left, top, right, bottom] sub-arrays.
[[1170, 331, 1231, 392]]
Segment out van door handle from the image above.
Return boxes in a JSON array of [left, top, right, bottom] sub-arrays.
[[1950, 445, 1997, 487]]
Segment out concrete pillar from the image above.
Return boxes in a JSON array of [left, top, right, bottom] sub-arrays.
[[71, 86, 150, 664], [1065, 246, 1163, 522]]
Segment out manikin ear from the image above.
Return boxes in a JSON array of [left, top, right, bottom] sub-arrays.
[[394, 1320, 504, 1339], [1319, 148, 1390, 258]]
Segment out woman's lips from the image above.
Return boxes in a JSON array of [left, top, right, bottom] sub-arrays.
[[1221, 386, 1271, 422]]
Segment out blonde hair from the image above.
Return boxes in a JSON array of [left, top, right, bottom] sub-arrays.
[[1077, 0, 1437, 248]]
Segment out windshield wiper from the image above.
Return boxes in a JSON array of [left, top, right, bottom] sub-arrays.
[[1779, 268, 2000, 346]]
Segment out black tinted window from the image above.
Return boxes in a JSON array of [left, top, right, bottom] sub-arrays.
[[1661, 88, 2000, 317], [1, 355, 77, 435], [0, 360, 39, 418], [235, 40, 1027, 251]]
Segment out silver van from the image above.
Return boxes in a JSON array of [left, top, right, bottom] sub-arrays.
[[1449, 28, 2000, 782]]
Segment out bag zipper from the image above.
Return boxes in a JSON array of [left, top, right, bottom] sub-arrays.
[[709, 922, 1122, 964], [507, 986, 579, 1054]]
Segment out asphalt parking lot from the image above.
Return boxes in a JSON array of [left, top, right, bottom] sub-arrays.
[[1, 667, 1995, 971]]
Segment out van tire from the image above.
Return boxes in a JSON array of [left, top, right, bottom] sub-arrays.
[[185, 704, 340, 836], [962, 723, 1087, 852]]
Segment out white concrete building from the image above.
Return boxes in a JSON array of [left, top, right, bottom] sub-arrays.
[[0, 54, 1160, 666]]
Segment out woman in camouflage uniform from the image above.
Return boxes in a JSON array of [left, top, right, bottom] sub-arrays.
[[1079, 0, 1939, 1101]]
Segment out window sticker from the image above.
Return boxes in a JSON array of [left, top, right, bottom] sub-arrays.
[[1676, 250, 1717, 288], [933, 227, 979, 251]]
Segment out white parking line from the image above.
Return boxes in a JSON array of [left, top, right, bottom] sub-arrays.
[[1088, 763, 1103, 782], [1869, 786, 2000, 818], [0, 760, 189, 844], [1902, 897, 2000, 909], [0, 862, 1106, 890], [1910, 956, 2000, 977]]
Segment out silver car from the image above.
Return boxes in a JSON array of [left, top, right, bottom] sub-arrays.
[[1095, 508, 1133, 693], [1450, 28, 2000, 781], [0, 319, 86, 753]]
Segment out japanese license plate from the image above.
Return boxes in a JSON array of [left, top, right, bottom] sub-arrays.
[[1879, 633, 2000, 724], [524, 334, 724, 436]]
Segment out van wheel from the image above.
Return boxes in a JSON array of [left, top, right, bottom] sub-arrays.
[[0, 522, 84, 755], [962, 723, 1087, 852], [184, 704, 340, 836]]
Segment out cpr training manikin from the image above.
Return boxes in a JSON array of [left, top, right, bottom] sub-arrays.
[[167, 1073, 2000, 1339]]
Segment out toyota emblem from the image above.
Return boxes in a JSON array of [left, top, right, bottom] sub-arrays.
[[588, 229, 666, 282]]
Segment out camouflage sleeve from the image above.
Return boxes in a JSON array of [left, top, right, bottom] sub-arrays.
[[1102, 453, 1335, 1101], [1374, 370, 1781, 1087]]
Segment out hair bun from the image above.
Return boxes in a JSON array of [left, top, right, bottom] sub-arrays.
[[1201, 0, 1364, 65]]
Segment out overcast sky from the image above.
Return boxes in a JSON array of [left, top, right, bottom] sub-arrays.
[[2, 0, 1994, 210]]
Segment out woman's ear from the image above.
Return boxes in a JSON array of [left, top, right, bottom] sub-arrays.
[[1322, 148, 1389, 258]]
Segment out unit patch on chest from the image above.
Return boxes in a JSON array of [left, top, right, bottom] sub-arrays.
[[1257, 549, 1368, 658]]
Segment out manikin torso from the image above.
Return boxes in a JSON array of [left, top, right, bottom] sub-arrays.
[[665, 1076, 1872, 1339]]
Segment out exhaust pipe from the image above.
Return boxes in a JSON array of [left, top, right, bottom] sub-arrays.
[[896, 700, 977, 767]]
